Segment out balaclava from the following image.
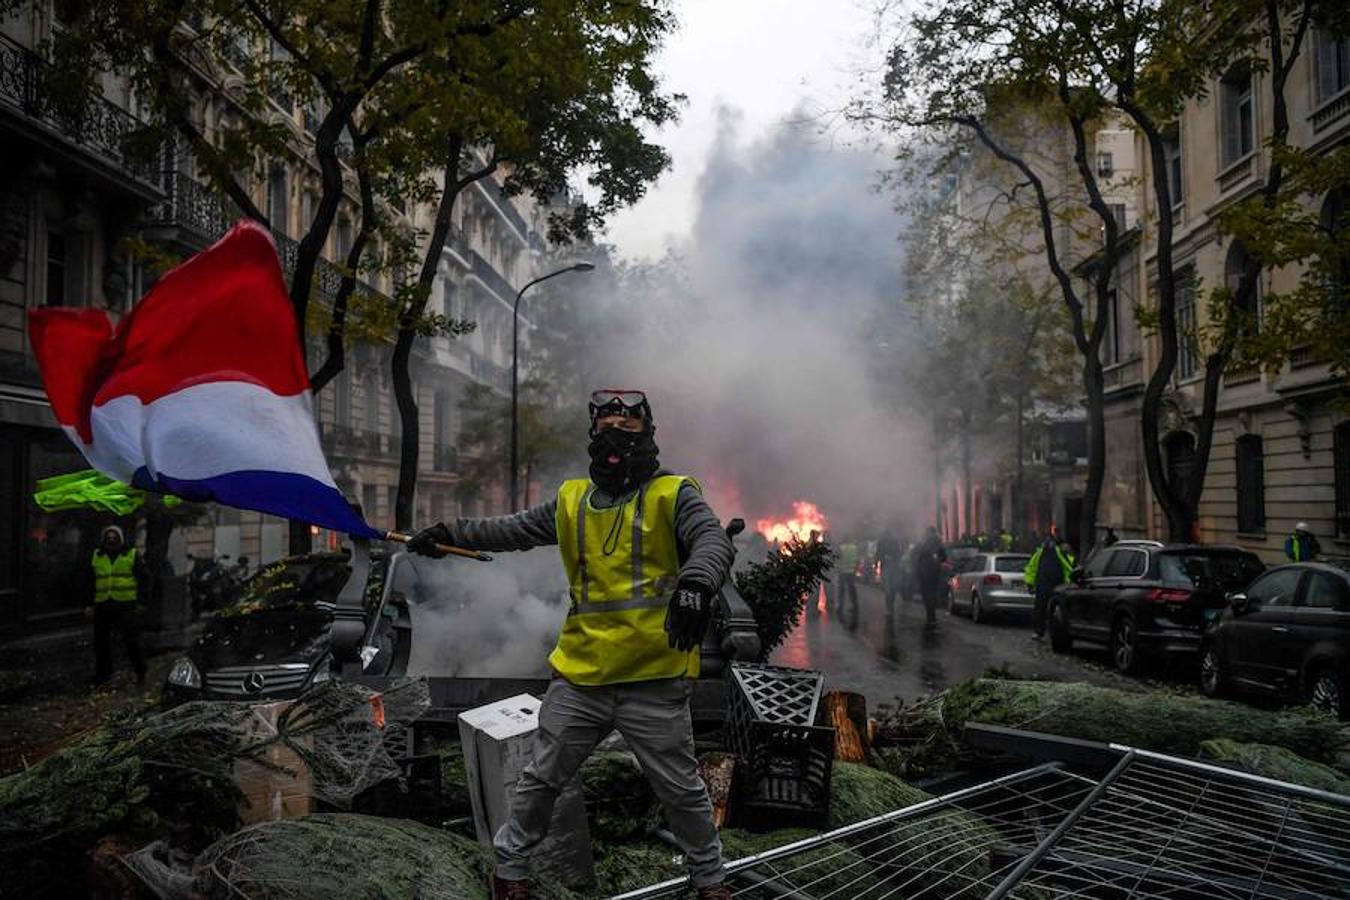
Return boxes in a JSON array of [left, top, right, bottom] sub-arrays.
[[587, 392, 659, 496]]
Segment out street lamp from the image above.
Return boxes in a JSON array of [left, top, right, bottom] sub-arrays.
[[511, 261, 595, 510]]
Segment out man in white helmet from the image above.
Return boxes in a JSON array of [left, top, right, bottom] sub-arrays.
[[1284, 522, 1322, 562]]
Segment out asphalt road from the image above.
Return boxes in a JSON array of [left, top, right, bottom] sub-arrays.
[[770, 581, 1143, 708]]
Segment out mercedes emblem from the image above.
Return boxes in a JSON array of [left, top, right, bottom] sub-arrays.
[[242, 671, 266, 694]]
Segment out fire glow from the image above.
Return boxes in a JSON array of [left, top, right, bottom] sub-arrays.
[[756, 501, 829, 545]]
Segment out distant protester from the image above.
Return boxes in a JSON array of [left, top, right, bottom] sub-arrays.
[[1285, 522, 1321, 562], [89, 525, 147, 687]]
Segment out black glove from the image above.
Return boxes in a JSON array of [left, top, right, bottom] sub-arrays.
[[665, 581, 713, 652], [407, 523, 455, 558]]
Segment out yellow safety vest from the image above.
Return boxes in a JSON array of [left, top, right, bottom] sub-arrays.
[[552, 474, 697, 685], [92, 549, 138, 603]]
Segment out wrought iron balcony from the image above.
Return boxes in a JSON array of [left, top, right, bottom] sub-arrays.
[[469, 351, 511, 393], [0, 31, 159, 186], [150, 170, 383, 307]]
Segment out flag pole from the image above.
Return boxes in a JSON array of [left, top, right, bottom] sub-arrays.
[[384, 530, 492, 562]]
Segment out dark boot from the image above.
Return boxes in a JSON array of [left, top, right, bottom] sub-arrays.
[[696, 885, 732, 900], [491, 874, 531, 900]]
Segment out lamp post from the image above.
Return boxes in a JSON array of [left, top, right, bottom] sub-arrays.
[[511, 262, 594, 510]]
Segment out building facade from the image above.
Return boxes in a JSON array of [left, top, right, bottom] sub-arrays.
[[0, 5, 549, 632], [1094, 20, 1350, 563]]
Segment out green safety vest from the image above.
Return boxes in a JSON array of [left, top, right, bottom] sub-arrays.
[[838, 543, 859, 573], [553, 474, 697, 685], [92, 549, 138, 603], [1024, 544, 1074, 589]]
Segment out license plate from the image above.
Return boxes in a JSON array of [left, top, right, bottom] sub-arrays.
[[1009, 580, 1024, 589]]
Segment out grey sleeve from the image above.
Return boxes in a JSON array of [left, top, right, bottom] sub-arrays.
[[449, 500, 559, 552], [673, 482, 736, 593]]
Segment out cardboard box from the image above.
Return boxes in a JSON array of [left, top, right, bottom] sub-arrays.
[[458, 693, 594, 884], [234, 701, 313, 824]]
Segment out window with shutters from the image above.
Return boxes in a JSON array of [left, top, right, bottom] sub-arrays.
[[1335, 421, 1350, 538], [1176, 267, 1197, 377], [1225, 242, 1261, 331], [1235, 434, 1265, 533], [267, 168, 288, 234], [1162, 125, 1184, 207], [1220, 66, 1255, 166], [1315, 26, 1350, 104], [1323, 189, 1349, 313]]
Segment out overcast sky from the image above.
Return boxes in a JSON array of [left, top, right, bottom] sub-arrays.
[[600, 0, 883, 261]]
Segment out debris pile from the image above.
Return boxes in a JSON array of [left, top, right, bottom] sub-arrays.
[[0, 679, 427, 899], [4, 672, 1348, 899], [870, 677, 1350, 779]]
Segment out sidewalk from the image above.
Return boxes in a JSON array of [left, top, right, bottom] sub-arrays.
[[0, 619, 178, 776]]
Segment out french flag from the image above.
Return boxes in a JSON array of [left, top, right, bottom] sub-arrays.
[[29, 220, 382, 539]]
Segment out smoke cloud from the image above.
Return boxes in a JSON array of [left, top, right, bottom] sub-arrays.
[[544, 109, 928, 534], [405, 112, 930, 679], [403, 549, 568, 677]]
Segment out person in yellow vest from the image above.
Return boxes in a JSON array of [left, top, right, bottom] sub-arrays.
[[90, 525, 148, 687], [409, 389, 735, 900]]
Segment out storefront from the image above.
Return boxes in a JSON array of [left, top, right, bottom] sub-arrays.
[[0, 403, 94, 632]]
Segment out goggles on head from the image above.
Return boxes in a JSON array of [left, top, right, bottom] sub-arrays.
[[589, 389, 650, 426]]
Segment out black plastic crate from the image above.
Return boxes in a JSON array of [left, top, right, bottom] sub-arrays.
[[727, 663, 834, 827], [344, 753, 443, 825]]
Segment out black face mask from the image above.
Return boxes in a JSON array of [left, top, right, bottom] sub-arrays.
[[588, 427, 659, 495]]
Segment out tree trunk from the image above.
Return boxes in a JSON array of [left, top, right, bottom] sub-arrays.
[[1081, 357, 1106, 554], [392, 326, 419, 532], [932, 410, 944, 537], [960, 411, 972, 537], [392, 135, 478, 531], [1015, 390, 1025, 536]]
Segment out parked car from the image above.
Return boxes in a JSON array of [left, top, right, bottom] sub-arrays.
[[1200, 561, 1350, 718], [948, 552, 1033, 622], [163, 549, 412, 705], [1048, 541, 1264, 674]]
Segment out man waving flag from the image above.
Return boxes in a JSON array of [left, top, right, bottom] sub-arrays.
[[28, 220, 381, 540]]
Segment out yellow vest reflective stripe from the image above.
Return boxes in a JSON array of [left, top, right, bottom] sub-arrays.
[[551, 474, 699, 685], [92, 549, 137, 603]]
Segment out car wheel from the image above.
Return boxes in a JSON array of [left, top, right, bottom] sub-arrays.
[[971, 592, 984, 624], [1308, 669, 1347, 720], [1199, 645, 1226, 698], [1049, 600, 1073, 653], [1111, 614, 1141, 675]]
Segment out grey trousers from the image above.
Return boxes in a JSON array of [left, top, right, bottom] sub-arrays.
[[494, 676, 726, 887]]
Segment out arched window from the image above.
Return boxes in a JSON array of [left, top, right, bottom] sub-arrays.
[[1235, 434, 1265, 533], [1225, 241, 1260, 327]]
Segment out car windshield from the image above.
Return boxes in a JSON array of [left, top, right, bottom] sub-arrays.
[[994, 555, 1030, 573], [1158, 551, 1263, 590], [216, 554, 352, 617]]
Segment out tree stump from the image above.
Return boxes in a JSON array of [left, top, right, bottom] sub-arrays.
[[824, 691, 869, 762], [697, 752, 736, 829]]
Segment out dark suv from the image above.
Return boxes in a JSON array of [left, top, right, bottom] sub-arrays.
[[1200, 562, 1350, 718], [1049, 541, 1264, 674]]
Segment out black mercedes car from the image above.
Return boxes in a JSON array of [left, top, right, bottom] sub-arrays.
[[163, 549, 412, 704], [1200, 561, 1350, 718], [1049, 541, 1264, 674]]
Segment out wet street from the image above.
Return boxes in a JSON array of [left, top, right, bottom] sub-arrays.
[[771, 581, 1139, 708]]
